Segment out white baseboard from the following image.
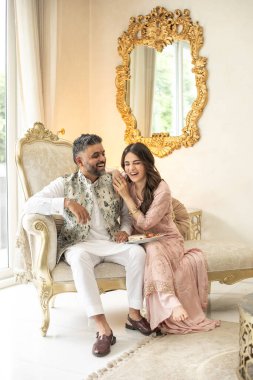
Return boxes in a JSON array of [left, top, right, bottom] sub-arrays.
[[0, 275, 16, 289]]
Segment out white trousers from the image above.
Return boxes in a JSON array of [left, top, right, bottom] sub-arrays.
[[64, 242, 146, 317]]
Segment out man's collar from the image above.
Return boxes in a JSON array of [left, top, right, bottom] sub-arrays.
[[77, 170, 110, 187], [78, 170, 93, 185]]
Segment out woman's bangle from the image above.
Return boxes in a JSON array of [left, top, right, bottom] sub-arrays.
[[129, 208, 139, 216]]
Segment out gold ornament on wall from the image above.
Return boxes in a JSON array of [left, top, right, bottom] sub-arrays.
[[57, 128, 65, 137], [116, 6, 208, 157]]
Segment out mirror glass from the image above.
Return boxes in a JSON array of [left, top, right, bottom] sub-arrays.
[[126, 42, 196, 137], [116, 7, 208, 157]]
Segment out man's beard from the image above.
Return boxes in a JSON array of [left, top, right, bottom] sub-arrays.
[[86, 162, 106, 177]]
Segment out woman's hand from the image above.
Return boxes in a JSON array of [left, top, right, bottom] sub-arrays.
[[113, 175, 130, 200], [114, 230, 129, 243]]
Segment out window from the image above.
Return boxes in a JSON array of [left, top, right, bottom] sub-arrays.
[[152, 41, 196, 136], [0, 0, 8, 272], [128, 42, 197, 138], [0, 0, 17, 283]]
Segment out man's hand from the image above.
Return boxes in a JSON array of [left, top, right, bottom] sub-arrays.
[[64, 199, 91, 224], [114, 230, 129, 243]]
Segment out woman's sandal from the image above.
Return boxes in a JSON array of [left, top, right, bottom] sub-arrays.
[[125, 315, 152, 336]]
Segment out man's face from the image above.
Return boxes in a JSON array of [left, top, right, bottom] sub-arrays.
[[76, 143, 106, 181]]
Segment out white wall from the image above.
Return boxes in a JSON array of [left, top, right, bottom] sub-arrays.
[[52, 0, 90, 140], [88, 0, 253, 245]]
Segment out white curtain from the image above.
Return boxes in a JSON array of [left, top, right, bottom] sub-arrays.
[[14, 0, 58, 133], [130, 46, 156, 137], [14, 0, 58, 241], [14, 0, 45, 133], [38, 0, 57, 130]]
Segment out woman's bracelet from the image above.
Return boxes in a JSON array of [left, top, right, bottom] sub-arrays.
[[129, 207, 139, 216]]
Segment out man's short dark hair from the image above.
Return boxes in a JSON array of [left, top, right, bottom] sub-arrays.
[[73, 134, 102, 163]]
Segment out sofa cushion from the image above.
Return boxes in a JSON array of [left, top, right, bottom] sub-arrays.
[[52, 240, 253, 282], [184, 240, 253, 272], [52, 261, 126, 282]]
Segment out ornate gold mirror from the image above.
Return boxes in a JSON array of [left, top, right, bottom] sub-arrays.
[[116, 7, 208, 157]]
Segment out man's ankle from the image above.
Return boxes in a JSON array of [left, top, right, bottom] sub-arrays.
[[97, 327, 112, 336], [92, 314, 112, 336]]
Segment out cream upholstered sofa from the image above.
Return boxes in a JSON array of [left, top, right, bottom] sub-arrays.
[[16, 123, 253, 336]]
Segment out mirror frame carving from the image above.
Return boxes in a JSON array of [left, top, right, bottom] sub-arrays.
[[116, 6, 208, 157]]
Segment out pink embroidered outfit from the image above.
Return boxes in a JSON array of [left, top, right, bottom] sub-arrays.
[[130, 180, 220, 334]]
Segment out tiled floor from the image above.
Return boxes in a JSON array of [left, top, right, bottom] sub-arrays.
[[0, 279, 252, 380]]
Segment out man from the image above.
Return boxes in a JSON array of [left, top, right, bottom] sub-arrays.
[[24, 134, 151, 357]]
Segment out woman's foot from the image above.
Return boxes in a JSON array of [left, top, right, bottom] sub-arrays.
[[128, 309, 142, 321], [172, 305, 188, 322]]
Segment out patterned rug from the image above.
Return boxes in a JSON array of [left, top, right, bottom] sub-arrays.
[[85, 321, 239, 380]]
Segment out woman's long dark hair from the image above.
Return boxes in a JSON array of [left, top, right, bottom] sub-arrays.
[[121, 143, 162, 214]]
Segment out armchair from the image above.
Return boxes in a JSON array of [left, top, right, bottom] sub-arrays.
[[15, 123, 127, 336], [16, 123, 253, 337]]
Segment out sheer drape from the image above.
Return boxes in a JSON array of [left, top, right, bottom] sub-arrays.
[[129, 46, 156, 137], [38, 0, 57, 130], [14, 0, 57, 133], [14, 0, 45, 133], [14, 0, 58, 271]]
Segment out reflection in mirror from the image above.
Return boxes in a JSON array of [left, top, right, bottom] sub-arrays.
[[127, 42, 196, 137], [116, 6, 208, 157]]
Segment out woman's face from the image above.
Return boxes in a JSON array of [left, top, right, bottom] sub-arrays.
[[123, 152, 146, 183]]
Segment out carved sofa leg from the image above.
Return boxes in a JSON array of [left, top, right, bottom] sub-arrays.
[[38, 278, 53, 337]]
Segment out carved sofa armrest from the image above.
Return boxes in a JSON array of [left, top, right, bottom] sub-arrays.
[[22, 214, 58, 282]]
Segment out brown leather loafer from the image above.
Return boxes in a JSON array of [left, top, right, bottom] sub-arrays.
[[125, 315, 152, 336], [92, 331, 116, 357]]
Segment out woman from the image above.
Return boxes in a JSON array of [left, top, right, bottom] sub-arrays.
[[113, 142, 220, 334]]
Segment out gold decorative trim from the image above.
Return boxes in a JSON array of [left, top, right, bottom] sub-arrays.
[[97, 278, 126, 294], [24, 122, 59, 142], [187, 209, 202, 240], [238, 298, 253, 379], [39, 277, 52, 336], [57, 128, 65, 137], [33, 220, 53, 336], [116, 7, 208, 157], [208, 268, 253, 285]]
